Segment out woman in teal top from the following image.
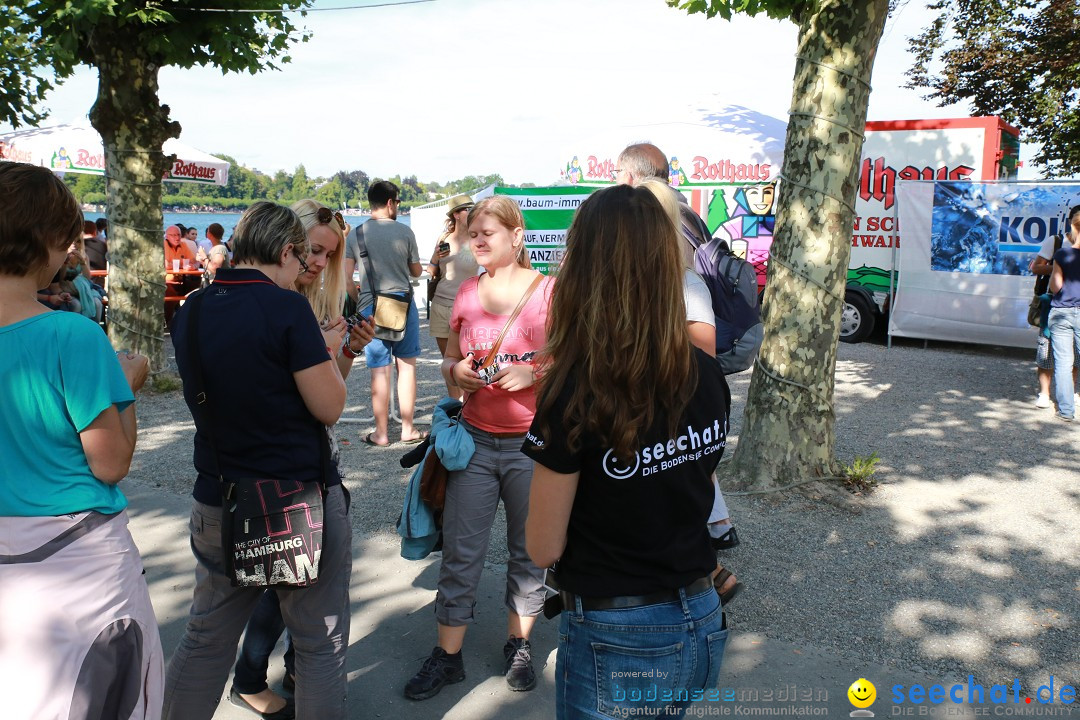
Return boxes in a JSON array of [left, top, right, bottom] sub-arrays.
[[0, 162, 163, 719]]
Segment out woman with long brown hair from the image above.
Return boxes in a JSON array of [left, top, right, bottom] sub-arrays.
[[526, 184, 730, 719]]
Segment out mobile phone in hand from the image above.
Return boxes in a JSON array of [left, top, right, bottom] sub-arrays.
[[477, 362, 501, 385], [346, 311, 371, 329], [438, 241, 450, 253]]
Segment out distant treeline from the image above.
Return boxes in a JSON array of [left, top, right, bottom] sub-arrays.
[[63, 155, 531, 209]]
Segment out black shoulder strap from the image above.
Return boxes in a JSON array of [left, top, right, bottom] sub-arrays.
[[355, 223, 378, 298]]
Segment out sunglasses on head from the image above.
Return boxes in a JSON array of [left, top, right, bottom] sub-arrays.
[[303, 207, 346, 232]]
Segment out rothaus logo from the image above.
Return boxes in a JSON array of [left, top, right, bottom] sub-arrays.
[[603, 419, 727, 480], [859, 157, 975, 211]]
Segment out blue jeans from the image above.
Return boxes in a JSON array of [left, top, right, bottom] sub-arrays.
[[1048, 307, 1080, 418], [556, 586, 728, 719], [232, 590, 294, 694], [364, 301, 421, 368]]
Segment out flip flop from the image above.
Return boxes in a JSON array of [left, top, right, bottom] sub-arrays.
[[361, 433, 390, 447], [713, 566, 743, 606], [399, 430, 430, 446]]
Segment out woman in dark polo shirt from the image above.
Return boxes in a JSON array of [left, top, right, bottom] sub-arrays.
[[525, 185, 730, 719], [163, 202, 351, 720]]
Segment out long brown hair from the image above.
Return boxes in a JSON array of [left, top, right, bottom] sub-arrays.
[[535, 184, 696, 460]]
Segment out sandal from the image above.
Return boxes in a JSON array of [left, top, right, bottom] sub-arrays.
[[711, 526, 740, 550], [361, 433, 390, 447], [400, 430, 430, 446], [713, 566, 743, 606]]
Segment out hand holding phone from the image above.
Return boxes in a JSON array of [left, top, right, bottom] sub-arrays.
[[347, 314, 376, 352], [345, 310, 371, 330]]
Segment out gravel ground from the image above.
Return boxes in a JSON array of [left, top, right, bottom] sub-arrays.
[[131, 319, 1079, 694]]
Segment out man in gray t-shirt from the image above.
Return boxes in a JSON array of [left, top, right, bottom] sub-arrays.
[[347, 218, 421, 312], [347, 181, 426, 447]]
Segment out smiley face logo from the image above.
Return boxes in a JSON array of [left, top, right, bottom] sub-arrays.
[[601, 449, 639, 480], [848, 678, 876, 709]]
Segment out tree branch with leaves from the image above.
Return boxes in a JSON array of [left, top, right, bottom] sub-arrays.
[[907, 0, 1080, 177], [0, 0, 312, 367]]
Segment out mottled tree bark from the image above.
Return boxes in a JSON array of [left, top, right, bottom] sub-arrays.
[[725, 0, 889, 491], [89, 45, 179, 369]]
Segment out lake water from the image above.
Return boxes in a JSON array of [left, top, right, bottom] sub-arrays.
[[82, 210, 410, 239]]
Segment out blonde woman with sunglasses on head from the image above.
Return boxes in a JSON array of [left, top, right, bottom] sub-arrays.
[[291, 200, 374, 379]]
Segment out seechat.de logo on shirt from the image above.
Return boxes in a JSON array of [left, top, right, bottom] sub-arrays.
[[601, 420, 727, 480]]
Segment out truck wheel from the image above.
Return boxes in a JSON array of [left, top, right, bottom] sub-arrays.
[[839, 291, 875, 344]]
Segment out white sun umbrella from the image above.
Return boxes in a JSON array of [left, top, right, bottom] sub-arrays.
[[0, 123, 230, 186]]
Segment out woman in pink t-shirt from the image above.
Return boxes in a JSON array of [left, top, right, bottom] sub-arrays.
[[404, 196, 553, 701]]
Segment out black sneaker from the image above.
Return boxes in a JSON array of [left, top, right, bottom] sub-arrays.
[[404, 647, 465, 700], [503, 636, 536, 692]]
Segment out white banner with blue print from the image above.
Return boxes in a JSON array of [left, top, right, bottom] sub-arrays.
[[890, 180, 1080, 349]]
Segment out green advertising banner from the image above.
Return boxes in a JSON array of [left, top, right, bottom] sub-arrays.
[[493, 186, 597, 275]]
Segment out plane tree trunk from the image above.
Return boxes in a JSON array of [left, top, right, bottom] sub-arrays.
[[89, 43, 179, 370], [724, 0, 890, 491]]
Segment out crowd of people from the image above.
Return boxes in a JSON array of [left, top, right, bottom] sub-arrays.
[[3, 143, 755, 720]]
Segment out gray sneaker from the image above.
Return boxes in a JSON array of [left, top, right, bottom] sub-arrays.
[[404, 647, 465, 700], [503, 636, 536, 692]]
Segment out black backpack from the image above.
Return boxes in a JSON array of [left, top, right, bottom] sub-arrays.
[[682, 205, 763, 374]]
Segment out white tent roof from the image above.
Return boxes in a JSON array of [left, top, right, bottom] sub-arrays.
[[0, 123, 230, 186], [558, 105, 786, 186]]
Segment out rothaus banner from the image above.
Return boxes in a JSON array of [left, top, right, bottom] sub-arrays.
[[891, 180, 1080, 348]]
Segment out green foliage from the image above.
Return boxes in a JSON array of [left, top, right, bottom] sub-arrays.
[[843, 452, 880, 492], [426, 174, 505, 197], [666, 0, 807, 22], [150, 373, 183, 393], [63, 173, 106, 198], [60, 158, 521, 210], [0, 0, 313, 128], [0, 6, 54, 126], [907, 0, 1080, 176]]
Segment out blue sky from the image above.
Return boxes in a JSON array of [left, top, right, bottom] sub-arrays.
[[4, 0, 1031, 185]]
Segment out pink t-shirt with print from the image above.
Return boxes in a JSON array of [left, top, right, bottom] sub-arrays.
[[450, 274, 554, 433]]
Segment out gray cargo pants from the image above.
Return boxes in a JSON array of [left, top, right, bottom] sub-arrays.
[[435, 421, 546, 626], [162, 484, 351, 720]]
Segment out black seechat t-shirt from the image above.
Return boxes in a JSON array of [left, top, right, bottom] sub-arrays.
[[523, 348, 730, 598]]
